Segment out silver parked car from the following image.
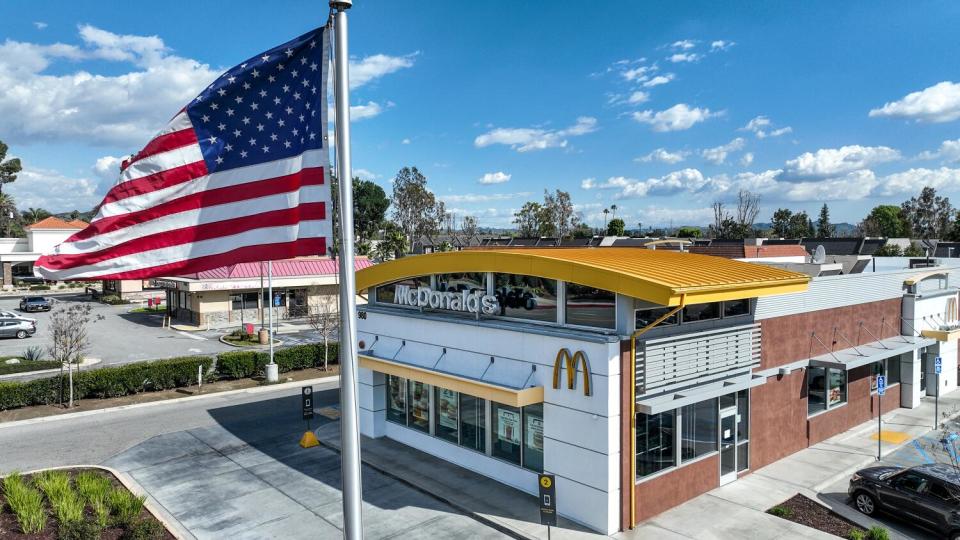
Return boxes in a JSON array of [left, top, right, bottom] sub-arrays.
[[0, 310, 36, 323], [0, 318, 36, 339]]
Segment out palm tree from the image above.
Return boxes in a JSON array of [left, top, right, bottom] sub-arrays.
[[22, 207, 50, 225], [610, 204, 618, 220], [374, 240, 394, 262], [386, 230, 410, 259], [603, 208, 610, 229]]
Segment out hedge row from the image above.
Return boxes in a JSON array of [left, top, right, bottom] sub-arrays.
[[0, 356, 212, 411], [215, 343, 339, 380]]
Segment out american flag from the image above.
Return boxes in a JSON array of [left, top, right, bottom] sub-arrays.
[[36, 27, 331, 280]]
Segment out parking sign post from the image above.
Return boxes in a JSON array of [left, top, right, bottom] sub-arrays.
[[935, 356, 942, 428], [877, 375, 886, 461]]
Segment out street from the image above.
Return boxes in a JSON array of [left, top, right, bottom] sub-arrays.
[[0, 380, 509, 539]]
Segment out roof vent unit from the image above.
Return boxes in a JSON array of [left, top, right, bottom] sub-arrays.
[[812, 245, 826, 264]]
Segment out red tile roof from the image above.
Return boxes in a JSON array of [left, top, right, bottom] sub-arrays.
[[177, 257, 373, 280], [26, 217, 88, 230]]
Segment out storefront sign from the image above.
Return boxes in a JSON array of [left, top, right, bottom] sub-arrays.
[[497, 408, 521, 444], [526, 413, 544, 452], [394, 285, 499, 315], [552, 349, 592, 396], [150, 279, 180, 290], [437, 388, 458, 429]]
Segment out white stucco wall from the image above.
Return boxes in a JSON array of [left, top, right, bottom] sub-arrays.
[[903, 288, 960, 402], [356, 309, 622, 534]]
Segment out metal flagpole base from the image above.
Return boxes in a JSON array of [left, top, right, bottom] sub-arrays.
[[265, 363, 279, 383]]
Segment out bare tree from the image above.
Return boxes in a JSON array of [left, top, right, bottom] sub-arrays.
[[48, 303, 103, 408], [736, 190, 760, 232], [461, 215, 479, 236], [308, 299, 340, 371]]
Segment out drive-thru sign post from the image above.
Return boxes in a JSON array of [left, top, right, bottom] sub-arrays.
[[299, 385, 319, 448], [539, 473, 557, 537]]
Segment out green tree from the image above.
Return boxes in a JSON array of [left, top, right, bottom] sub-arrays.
[[901, 186, 953, 238], [353, 179, 390, 244], [606, 218, 626, 236], [513, 202, 543, 236], [904, 243, 926, 257], [0, 193, 21, 237], [22, 207, 51, 225], [675, 226, 702, 238], [0, 141, 22, 195], [873, 243, 903, 257], [860, 205, 908, 237], [770, 208, 793, 238], [460, 215, 479, 236], [390, 167, 445, 241], [571, 222, 593, 238], [816, 203, 834, 238], [788, 211, 814, 238]]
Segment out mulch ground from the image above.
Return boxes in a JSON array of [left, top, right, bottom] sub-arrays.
[[769, 494, 866, 538], [0, 468, 174, 539]]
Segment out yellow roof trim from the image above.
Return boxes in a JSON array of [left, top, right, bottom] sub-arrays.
[[359, 354, 544, 407], [356, 248, 810, 306], [904, 271, 949, 287]]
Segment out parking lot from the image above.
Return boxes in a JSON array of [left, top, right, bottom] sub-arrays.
[[0, 293, 235, 367]]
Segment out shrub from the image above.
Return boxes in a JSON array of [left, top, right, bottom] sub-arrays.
[[23, 346, 44, 362], [29, 285, 51, 291], [100, 294, 126, 305], [121, 518, 165, 540], [848, 529, 865, 540], [57, 519, 101, 540], [866, 526, 890, 540], [75, 471, 112, 529], [108, 487, 146, 527], [216, 350, 259, 379], [3, 472, 47, 534], [768, 505, 792, 518]]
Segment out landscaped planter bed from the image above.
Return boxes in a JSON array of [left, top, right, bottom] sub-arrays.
[[769, 494, 868, 538], [0, 468, 172, 539]]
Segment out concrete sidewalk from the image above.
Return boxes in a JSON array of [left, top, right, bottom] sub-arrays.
[[627, 390, 960, 540]]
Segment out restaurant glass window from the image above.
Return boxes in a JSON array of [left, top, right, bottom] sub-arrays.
[[565, 283, 615, 329], [828, 369, 847, 407], [386, 375, 406, 424], [807, 366, 827, 415], [522, 403, 544, 472], [231, 292, 258, 310], [635, 306, 679, 329], [436, 273, 486, 294], [723, 299, 750, 318], [491, 402, 522, 465], [375, 276, 428, 305], [636, 411, 675, 478], [407, 380, 431, 433], [263, 289, 288, 310], [493, 274, 558, 323], [736, 389, 749, 472], [888, 356, 902, 385], [682, 302, 720, 323], [680, 398, 717, 461], [434, 387, 459, 444], [459, 394, 486, 453]]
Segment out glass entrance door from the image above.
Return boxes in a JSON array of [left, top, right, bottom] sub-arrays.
[[720, 407, 738, 485]]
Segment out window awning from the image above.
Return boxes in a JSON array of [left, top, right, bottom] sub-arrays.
[[636, 371, 767, 415], [358, 351, 544, 408], [808, 335, 936, 371]]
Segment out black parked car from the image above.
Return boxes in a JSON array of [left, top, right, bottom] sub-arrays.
[[19, 296, 52, 312], [849, 463, 960, 539]]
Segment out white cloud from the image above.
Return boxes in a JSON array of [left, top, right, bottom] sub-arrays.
[[622, 65, 655, 82], [439, 192, 531, 203], [671, 40, 696, 51], [701, 137, 746, 165], [349, 52, 417, 89], [632, 104, 718, 132], [636, 148, 689, 164], [8, 166, 101, 212], [92, 155, 124, 192], [401, 138, 411, 145], [583, 169, 709, 200], [781, 170, 878, 202], [0, 27, 411, 147], [741, 115, 792, 138], [350, 101, 386, 120], [780, 145, 901, 180], [474, 116, 597, 152], [33, 22, 48, 30], [642, 74, 674, 88], [740, 152, 754, 166], [354, 168, 379, 181], [880, 167, 960, 195], [869, 81, 960, 123], [668, 53, 700, 63], [917, 139, 960, 162], [710, 40, 734, 51], [478, 171, 511, 185], [636, 205, 715, 226], [627, 91, 650, 104]]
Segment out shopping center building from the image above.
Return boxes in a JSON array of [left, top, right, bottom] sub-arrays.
[[352, 248, 960, 534]]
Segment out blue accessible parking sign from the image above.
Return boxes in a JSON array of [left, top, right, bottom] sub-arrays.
[[877, 375, 886, 396], [935, 356, 943, 375]]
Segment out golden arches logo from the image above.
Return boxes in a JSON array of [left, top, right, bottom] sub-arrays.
[[552, 348, 592, 396], [947, 296, 958, 324]]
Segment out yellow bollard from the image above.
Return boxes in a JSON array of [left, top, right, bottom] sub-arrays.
[[299, 431, 319, 448]]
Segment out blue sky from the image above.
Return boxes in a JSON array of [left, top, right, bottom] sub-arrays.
[[2, 1, 960, 229]]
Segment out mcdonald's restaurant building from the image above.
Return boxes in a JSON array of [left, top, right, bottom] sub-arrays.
[[353, 248, 960, 534]]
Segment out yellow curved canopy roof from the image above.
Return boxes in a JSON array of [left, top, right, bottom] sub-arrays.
[[356, 248, 810, 306]]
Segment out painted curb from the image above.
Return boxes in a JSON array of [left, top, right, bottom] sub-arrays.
[[0, 375, 340, 430], [1, 464, 192, 540]]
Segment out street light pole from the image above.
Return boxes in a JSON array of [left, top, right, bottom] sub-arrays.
[[331, 1, 364, 538]]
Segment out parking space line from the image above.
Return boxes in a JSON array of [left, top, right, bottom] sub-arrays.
[[175, 331, 207, 341]]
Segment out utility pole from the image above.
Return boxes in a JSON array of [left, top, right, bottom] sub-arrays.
[[331, 1, 364, 538]]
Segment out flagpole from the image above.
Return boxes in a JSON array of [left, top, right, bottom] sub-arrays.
[[331, 1, 364, 538]]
